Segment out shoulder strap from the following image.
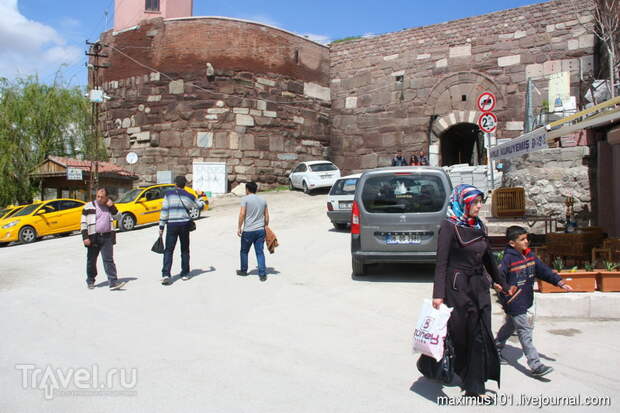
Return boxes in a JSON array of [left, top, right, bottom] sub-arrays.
[[176, 191, 190, 215]]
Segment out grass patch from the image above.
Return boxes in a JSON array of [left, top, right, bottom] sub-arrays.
[[330, 36, 362, 45], [262, 185, 289, 192]]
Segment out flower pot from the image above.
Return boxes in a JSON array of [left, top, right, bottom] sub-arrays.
[[597, 271, 620, 292], [537, 271, 598, 293]]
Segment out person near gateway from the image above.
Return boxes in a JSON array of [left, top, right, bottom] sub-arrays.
[[81, 187, 126, 290], [391, 149, 408, 166], [432, 184, 515, 398], [159, 176, 205, 285], [236, 182, 270, 281], [494, 225, 572, 377]]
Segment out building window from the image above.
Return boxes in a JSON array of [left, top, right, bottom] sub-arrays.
[[145, 0, 160, 11], [294, 50, 300, 64]]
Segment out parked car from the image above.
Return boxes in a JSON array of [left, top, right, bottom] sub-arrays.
[[115, 184, 209, 231], [350, 167, 452, 275], [0, 205, 27, 221], [288, 161, 341, 194], [327, 174, 361, 230], [0, 199, 85, 245]]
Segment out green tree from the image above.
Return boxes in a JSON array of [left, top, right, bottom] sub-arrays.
[[0, 75, 105, 205]]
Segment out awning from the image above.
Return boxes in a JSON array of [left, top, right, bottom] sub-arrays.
[[490, 97, 620, 161]]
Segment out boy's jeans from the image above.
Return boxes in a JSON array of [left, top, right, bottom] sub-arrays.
[[240, 229, 266, 276], [495, 313, 543, 371]]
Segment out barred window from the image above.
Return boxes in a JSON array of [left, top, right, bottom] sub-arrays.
[[145, 0, 160, 11]]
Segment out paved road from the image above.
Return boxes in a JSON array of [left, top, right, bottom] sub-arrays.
[[1, 190, 618, 412]]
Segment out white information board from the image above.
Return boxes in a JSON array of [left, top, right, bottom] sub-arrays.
[[489, 127, 548, 161], [66, 167, 83, 181], [193, 162, 227, 194]]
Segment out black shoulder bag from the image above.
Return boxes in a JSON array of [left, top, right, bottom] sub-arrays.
[[416, 335, 455, 384], [177, 191, 196, 232]]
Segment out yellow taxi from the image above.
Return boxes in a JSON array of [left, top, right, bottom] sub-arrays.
[[115, 184, 209, 231], [0, 199, 85, 245], [0, 205, 27, 220]]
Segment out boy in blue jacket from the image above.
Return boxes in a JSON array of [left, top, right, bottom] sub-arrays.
[[494, 226, 572, 377]]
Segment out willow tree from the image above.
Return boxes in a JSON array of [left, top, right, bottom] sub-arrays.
[[0, 76, 105, 205]]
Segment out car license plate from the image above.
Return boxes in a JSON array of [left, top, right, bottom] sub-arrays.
[[339, 201, 352, 209], [385, 233, 421, 245], [321, 174, 332, 179]]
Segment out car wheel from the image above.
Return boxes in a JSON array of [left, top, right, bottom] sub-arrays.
[[303, 181, 311, 194], [288, 179, 294, 190], [189, 207, 201, 220], [352, 257, 366, 276], [19, 226, 37, 244], [120, 213, 136, 231]]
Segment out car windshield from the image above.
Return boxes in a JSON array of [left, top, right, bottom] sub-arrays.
[[361, 174, 446, 213], [12, 204, 41, 217], [309, 163, 337, 172], [117, 189, 143, 203], [330, 178, 358, 195], [0, 208, 10, 217]]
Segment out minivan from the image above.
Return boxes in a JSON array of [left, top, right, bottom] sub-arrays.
[[350, 167, 452, 275]]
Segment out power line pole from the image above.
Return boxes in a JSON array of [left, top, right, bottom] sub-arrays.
[[85, 41, 109, 199]]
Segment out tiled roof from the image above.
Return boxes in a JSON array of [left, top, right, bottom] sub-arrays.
[[47, 156, 136, 177]]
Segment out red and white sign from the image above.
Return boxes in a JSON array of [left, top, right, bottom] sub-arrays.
[[478, 112, 498, 133], [477, 92, 496, 112]]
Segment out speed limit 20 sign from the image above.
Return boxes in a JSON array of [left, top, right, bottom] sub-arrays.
[[478, 112, 498, 133], [477, 92, 496, 112]]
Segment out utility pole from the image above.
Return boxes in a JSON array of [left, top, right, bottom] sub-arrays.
[[85, 41, 109, 199]]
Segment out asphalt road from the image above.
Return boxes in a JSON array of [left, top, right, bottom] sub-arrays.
[[1, 190, 618, 412]]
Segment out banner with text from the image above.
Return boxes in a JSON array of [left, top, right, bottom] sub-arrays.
[[489, 127, 548, 161]]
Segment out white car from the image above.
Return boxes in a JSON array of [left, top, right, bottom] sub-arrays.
[[288, 161, 341, 194], [326, 173, 361, 230]]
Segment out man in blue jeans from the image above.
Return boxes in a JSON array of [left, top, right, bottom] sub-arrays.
[[159, 176, 204, 285], [236, 181, 270, 281]]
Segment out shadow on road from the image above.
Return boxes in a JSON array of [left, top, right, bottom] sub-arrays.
[[352, 263, 435, 283], [501, 344, 553, 381], [247, 267, 280, 277], [94, 277, 139, 289], [168, 266, 216, 284], [409, 376, 450, 402]]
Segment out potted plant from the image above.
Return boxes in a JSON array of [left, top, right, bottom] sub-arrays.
[[537, 258, 597, 293], [598, 261, 620, 292]]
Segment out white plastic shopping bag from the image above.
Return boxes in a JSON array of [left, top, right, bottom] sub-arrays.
[[412, 299, 453, 361]]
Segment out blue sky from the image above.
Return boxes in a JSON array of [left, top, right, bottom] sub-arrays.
[[0, 0, 548, 86]]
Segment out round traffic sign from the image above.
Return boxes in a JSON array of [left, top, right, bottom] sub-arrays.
[[477, 92, 496, 112], [126, 152, 138, 165], [478, 112, 498, 133]]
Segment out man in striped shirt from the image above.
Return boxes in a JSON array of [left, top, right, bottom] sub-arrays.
[[158, 176, 205, 285]]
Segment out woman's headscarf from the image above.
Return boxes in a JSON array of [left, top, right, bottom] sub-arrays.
[[446, 184, 484, 229]]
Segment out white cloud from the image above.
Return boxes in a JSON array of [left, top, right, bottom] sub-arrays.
[[301, 33, 331, 45], [0, 0, 82, 80]]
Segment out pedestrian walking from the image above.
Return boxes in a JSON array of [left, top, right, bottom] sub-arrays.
[[432, 184, 515, 398], [236, 182, 270, 281], [494, 226, 572, 377], [81, 188, 126, 290], [159, 176, 205, 285]]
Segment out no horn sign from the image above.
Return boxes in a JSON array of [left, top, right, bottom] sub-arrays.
[[478, 112, 497, 133]]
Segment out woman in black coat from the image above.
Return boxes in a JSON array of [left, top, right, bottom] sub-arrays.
[[432, 184, 514, 397]]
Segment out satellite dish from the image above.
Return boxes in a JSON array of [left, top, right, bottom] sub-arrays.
[[126, 152, 138, 165]]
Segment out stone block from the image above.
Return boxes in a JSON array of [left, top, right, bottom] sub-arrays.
[[236, 114, 254, 127], [263, 111, 277, 118], [269, 136, 284, 152], [435, 58, 448, 68], [215, 132, 228, 149], [304, 82, 331, 102], [240, 134, 255, 150], [277, 153, 298, 161], [197, 132, 213, 148], [567, 39, 579, 50], [147, 95, 161, 102], [345, 96, 358, 109], [293, 116, 305, 124], [257, 77, 276, 87], [578, 34, 595, 49], [127, 127, 141, 134], [207, 108, 229, 114], [449, 44, 471, 58], [169, 79, 184, 94], [233, 108, 249, 114], [498, 55, 520, 67], [205, 115, 218, 120], [383, 54, 399, 61], [134, 131, 151, 143], [543, 60, 562, 75], [250, 109, 262, 117], [122, 118, 131, 128], [416, 53, 431, 60], [257, 100, 267, 110], [505, 121, 524, 131], [361, 153, 378, 169]]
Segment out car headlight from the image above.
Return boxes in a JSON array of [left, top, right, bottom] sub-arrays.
[[2, 220, 18, 229]]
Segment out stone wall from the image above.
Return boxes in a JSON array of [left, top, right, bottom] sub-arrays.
[[502, 146, 593, 221], [330, 0, 596, 173], [97, 17, 331, 188]]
